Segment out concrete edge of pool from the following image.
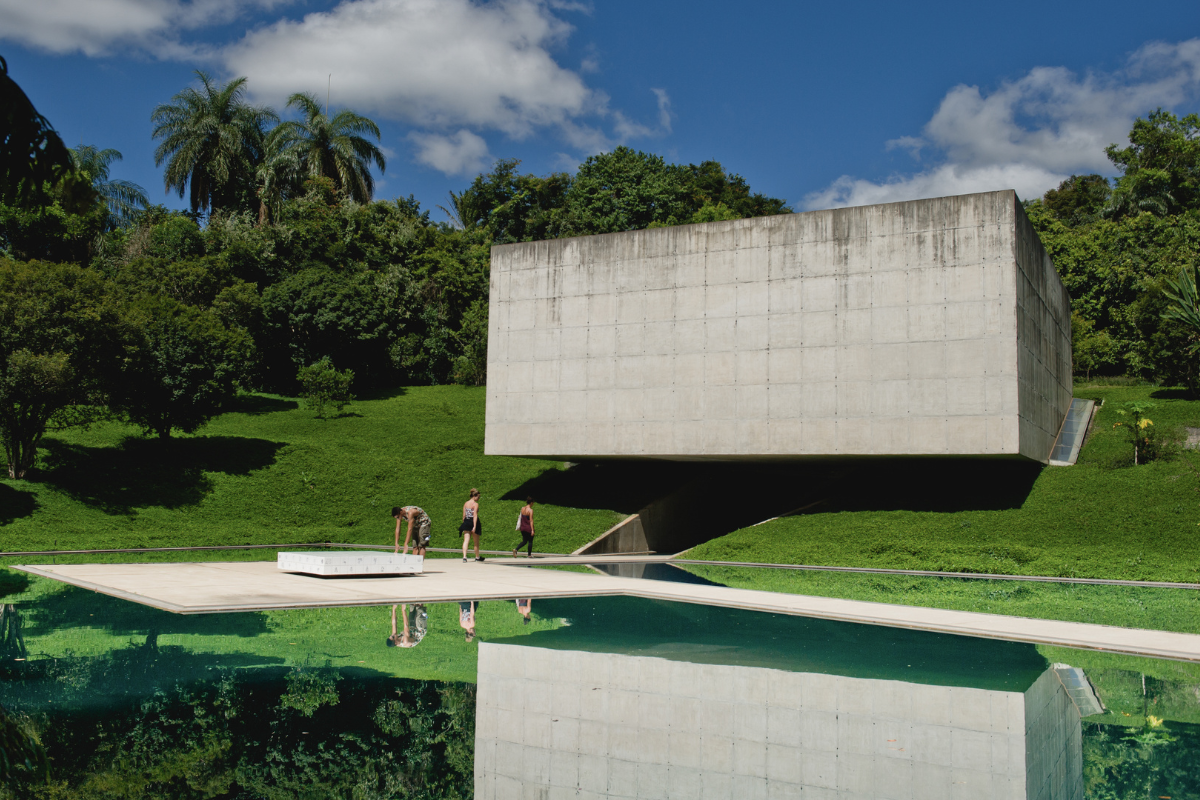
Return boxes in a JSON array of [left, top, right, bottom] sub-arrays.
[[11, 559, 1200, 663]]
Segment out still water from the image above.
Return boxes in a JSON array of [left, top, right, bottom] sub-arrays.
[[0, 574, 1196, 798]]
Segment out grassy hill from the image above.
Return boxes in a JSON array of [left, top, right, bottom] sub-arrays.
[[684, 385, 1200, 582], [0, 386, 624, 560], [4, 383, 1200, 585]]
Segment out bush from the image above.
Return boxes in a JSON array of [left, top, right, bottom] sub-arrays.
[[297, 357, 354, 419]]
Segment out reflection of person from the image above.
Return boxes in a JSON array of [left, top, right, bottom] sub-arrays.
[[459, 600, 476, 642], [516, 598, 531, 626], [460, 489, 483, 562], [386, 603, 427, 648], [392, 506, 431, 555], [512, 497, 535, 558]]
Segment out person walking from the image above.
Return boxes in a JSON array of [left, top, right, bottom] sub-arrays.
[[516, 598, 531, 625], [460, 488, 483, 562], [512, 496, 535, 558], [392, 506, 431, 555]]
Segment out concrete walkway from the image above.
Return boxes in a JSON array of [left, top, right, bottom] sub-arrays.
[[13, 559, 1200, 663]]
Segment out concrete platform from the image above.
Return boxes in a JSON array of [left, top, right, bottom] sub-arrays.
[[277, 551, 423, 576], [12, 559, 1200, 662]]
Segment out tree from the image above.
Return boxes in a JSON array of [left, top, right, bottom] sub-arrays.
[[1025, 198, 1200, 383], [151, 71, 278, 215], [69, 145, 148, 229], [254, 141, 302, 224], [0, 55, 77, 208], [1105, 110, 1200, 219], [449, 158, 571, 242], [1042, 174, 1111, 226], [260, 267, 394, 391], [267, 92, 385, 204], [297, 357, 354, 418], [679, 159, 791, 218], [557, 146, 692, 235], [451, 298, 488, 386], [1163, 264, 1200, 338], [0, 185, 106, 263], [0, 259, 117, 478], [1161, 265, 1200, 390], [1, 146, 147, 263], [556, 147, 790, 236], [110, 295, 253, 439]]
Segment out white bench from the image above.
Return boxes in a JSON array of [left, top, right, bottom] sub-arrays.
[[277, 551, 424, 576]]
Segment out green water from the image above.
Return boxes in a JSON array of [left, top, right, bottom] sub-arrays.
[[0, 575, 1196, 798]]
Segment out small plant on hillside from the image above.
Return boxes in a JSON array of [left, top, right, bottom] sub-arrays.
[[1113, 401, 1161, 465], [297, 357, 354, 419]]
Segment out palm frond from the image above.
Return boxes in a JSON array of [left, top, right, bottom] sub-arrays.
[[1163, 266, 1200, 336]]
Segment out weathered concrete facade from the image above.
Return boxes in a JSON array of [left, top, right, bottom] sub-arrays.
[[485, 190, 1071, 462]]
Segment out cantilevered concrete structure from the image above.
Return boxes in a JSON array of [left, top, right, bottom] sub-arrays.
[[485, 190, 1071, 463]]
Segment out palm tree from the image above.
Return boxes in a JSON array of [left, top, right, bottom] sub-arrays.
[[437, 189, 484, 230], [0, 55, 75, 207], [69, 145, 148, 228], [254, 142, 302, 224], [151, 71, 277, 215], [269, 92, 386, 203]]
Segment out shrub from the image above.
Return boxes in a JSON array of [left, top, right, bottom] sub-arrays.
[[297, 357, 354, 419]]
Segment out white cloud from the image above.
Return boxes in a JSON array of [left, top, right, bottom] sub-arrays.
[[409, 129, 492, 176], [613, 87, 672, 139], [0, 0, 287, 57], [222, 0, 595, 138], [805, 38, 1200, 210]]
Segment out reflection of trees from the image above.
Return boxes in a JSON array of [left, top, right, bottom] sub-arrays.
[[0, 704, 47, 791], [0, 640, 475, 799], [1083, 721, 1200, 799]]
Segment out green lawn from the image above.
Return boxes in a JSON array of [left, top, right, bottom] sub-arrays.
[[685, 385, 1200, 582], [0, 386, 624, 559], [679, 564, 1200, 635]]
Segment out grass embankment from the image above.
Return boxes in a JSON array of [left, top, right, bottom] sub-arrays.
[[680, 565, 1200, 634], [0, 386, 625, 560], [686, 385, 1200, 583]]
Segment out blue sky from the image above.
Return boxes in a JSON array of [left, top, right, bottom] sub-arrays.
[[3, 0, 1199, 221]]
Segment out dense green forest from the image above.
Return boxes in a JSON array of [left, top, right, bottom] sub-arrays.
[[1025, 110, 1200, 387], [2, 59, 1200, 483]]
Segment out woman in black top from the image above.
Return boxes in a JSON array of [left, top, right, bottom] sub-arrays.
[[460, 488, 482, 562], [512, 496, 535, 558]]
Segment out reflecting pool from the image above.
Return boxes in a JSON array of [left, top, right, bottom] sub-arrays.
[[0, 575, 1197, 798]]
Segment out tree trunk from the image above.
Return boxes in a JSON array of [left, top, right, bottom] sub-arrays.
[[5, 432, 39, 480]]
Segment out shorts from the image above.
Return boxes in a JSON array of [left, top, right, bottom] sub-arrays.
[[415, 519, 431, 546], [459, 518, 482, 536]]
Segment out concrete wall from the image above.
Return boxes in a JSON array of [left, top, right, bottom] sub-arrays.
[[474, 644, 1083, 800], [485, 190, 1072, 463], [1014, 204, 1074, 462]]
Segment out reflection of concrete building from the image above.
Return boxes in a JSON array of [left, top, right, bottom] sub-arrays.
[[474, 645, 1084, 799], [485, 190, 1071, 463]]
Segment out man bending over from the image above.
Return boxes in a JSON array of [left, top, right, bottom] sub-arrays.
[[392, 506, 431, 555]]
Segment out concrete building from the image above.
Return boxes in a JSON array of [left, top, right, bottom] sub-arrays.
[[485, 190, 1072, 463], [474, 644, 1085, 800]]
